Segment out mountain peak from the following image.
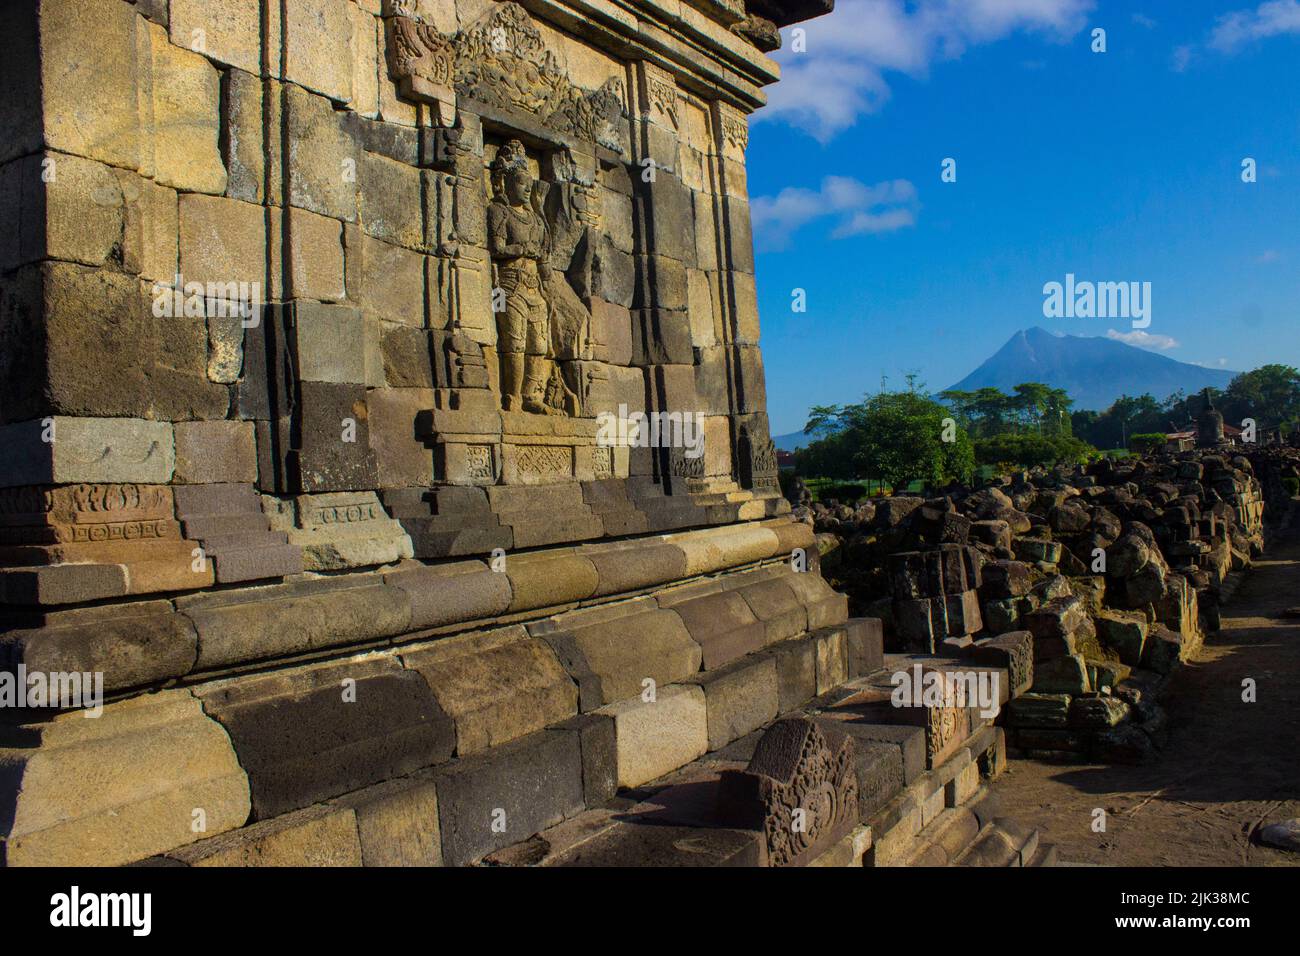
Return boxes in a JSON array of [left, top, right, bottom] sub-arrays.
[[946, 327, 1236, 410]]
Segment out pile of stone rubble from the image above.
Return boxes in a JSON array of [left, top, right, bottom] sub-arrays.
[[795, 446, 1297, 763]]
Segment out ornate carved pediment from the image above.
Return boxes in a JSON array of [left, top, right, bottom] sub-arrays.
[[717, 717, 859, 866], [455, 3, 626, 152], [385, 2, 627, 150]]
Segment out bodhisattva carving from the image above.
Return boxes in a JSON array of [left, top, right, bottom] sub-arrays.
[[488, 140, 586, 416]]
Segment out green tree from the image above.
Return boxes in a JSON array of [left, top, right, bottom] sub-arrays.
[[1221, 365, 1300, 431]]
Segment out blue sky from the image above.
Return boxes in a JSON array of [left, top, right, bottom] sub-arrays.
[[748, 0, 1300, 435]]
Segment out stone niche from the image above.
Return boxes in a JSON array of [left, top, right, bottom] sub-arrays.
[[0, 0, 788, 583]]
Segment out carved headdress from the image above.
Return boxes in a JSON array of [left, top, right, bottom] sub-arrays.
[[490, 140, 530, 198]]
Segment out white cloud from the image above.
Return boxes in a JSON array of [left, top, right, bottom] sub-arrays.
[[1170, 44, 1194, 71], [1256, 249, 1282, 263], [1132, 12, 1157, 28], [1106, 329, 1180, 350], [751, 176, 918, 249], [1209, 0, 1300, 50], [758, 0, 1095, 141]]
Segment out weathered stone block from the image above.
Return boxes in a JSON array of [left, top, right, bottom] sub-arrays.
[[36, 0, 140, 171], [689, 655, 779, 751], [169, 803, 361, 867], [283, 0, 356, 104], [170, 0, 263, 75], [598, 684, 708, 788], [337, 776, 442, 867], [182, 576, 412, 669], [195, 655, 454, 820], [401, 626, 578, 756], [173, 420, 257, 484], [0, 689, 251, 867], [150, 25, 227, 194], [539, 605, 702, 709], [287, 207, 347, 302], [283, 83, 358, 221], [433, 728, 585, 866], [0, 416, 175, 487]]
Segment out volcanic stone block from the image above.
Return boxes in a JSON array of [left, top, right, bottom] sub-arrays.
[[588, 541, 688, 597], [195, 655, 455, 821], [688, 655, 779, 751], [265, 491, 412, 570], [168, 803, 362, 867], [178, 192, 265, 290], [1142, 625, 1186, 674], [814, 627, 848, 693], [1095, 609, 1149, 666], [733, 575, 808, 645], [774, 573, 842, 634], [831, 722, 926, 785], [334, 776, 443, 867], [282, 77, 359, 222], [505, 552, 599, 613], [0, 417, 176, 487], [597, 683, 708, 788], [547, 816, 764, 867], [366, 387, 435, 487], [286, 207, 347, 301], [382, 487, 513, 559], [630, 308, 692, 366], [0, 564, 128, 606], [401, 626, 578, 755], [181, 576, 411, 669], [966, 631, 1034, 696], [383, 560, 512, 630], [0, 600, 198, 691], [554, 712, 618, 809], [294, 302, 367, 384], [173, 421, 258, 484], [1014, 538, 1063, 565], [289, 383, 379, 491], [662, 590, 766, 670], [539, 605, 702, 709], [283, 0, 355, 104], [0, 688, 251, 867], [1024, 595, 1088, 650], [980, 560, 1034, 599], [1069, 695, 1129, 729], [944, 590, 983, 637], [1032, 654, 1090, 695], [844, 617, 885, 678], [1006, 693, 1071, 728], [433, 728, 586, 866], [149, 27, 228, 194], [769, 635, 818, 713], [815, 718, 906, 820]]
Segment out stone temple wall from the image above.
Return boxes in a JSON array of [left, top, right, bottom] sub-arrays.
[[0, 0, 790, 590], [2, 0, 927, 868]]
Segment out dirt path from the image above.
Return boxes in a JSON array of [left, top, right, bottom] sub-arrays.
[[990, 534, 1300, 866]]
